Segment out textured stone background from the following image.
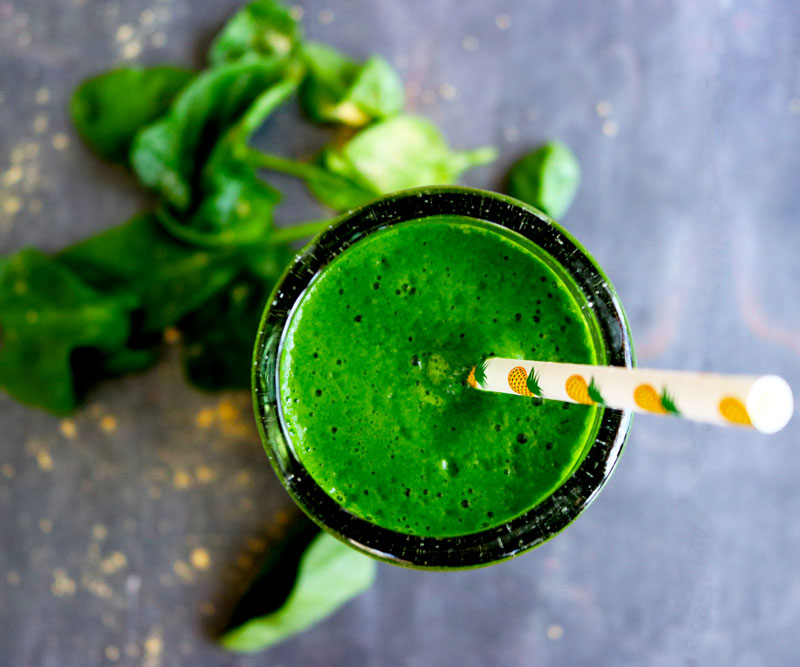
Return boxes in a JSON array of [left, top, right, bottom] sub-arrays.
[[1, 0, 799, 665]]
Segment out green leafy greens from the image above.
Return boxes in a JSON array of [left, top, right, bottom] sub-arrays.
[[130, 58, 290, 211], [70, 66, 195, 164], [299, 42, 404, 125], [208, 0, 302, 66], [0, 249, 132, 414], [220, 529, 377, 653], [507, 140, 581, 220]]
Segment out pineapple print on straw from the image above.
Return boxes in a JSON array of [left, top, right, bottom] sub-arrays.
[[467, 357, 793, 434]]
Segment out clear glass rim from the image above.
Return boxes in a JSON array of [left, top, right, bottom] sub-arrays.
[[253, 186, 634, 570]]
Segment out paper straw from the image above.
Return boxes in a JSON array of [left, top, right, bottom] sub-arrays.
[[467, 358, 794, 434]]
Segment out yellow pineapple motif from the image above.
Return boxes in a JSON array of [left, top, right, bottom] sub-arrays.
[[565, 375, 593, 404], [634, 384, 679, 415], [508, 367, 534, 396], [507, 366, 543, 397], [634, 384, 666, 414], [719, 396, 752, 426]]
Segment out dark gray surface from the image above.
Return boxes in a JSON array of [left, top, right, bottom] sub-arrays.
[[2, 0, 799, 665]]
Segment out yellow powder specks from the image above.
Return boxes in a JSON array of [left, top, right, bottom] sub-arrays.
[[116, 24, 135, 42], [140, 9, 155, 25], [547, 624, 564, 640], [216, 398, 238, 422], [84, 578, 113, 598], [601, 119, 619, 137], [1, 463, 14, 479], [33, 114, 49, 134], [104, 646, 120, 662], [246, 537, 267, 553], [595, 99, 613, 118], [3, 166, 23, 186], [100, 415, 118, 434], [92, 524, 108, 541], [36, 449, 54, 472], [495, 13, 512, 30], [59, 419, 78, 439], [194, 465, 215, 483], [22, 142, 40, 160], [144, 632, 163, 658], [162, 326, 181, 344], [233, 470, 253, 488], [173, 560, 195, 583], [7, 571, 21, 586], [318, 9, 334, 25], [289, 5, 305, 20], [199, 601, 215, 616], [439, 83, 458, 101], [462, 35, 479, 51], [235, 553, 254, 569], [51, 568, 76, 597], [35, 88, 51, 105], [190, 547, 211, 570], [195, 398, 254, 438], [39, 518, 53, 533], [173, 469, 192, 489], [124, 643, 140, 658], [100, 551, 127, 574], [2, 196, 22, 216], [121, 41, 142, 60], [52, 133, 70, 150], [195, 408, 214, 429]]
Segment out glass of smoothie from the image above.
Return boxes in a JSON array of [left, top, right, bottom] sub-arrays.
[[253, 187, 633, 569]]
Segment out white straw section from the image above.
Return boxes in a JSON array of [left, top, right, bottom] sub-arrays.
[[472, 358, 793, 434]]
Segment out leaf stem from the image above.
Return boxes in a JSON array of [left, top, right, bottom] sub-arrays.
[[246, 149, 329, 181]]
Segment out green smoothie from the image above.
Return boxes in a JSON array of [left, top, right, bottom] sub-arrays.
[[278, 215, 601, 538]]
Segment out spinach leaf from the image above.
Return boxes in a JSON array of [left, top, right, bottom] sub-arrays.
[[219, 530, 377, 653], [130, 58, 290, 212], [179, 242, 293, 390], [322, 114, 498, 193], [209, 0, 302, 66], [70, 66, 195, 164], [157, 74, 301, 247], [0, 249, 132, 415], [300, 42, 403, 126], [57, 213, 241, 334], [506, 141, 581, 220]]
